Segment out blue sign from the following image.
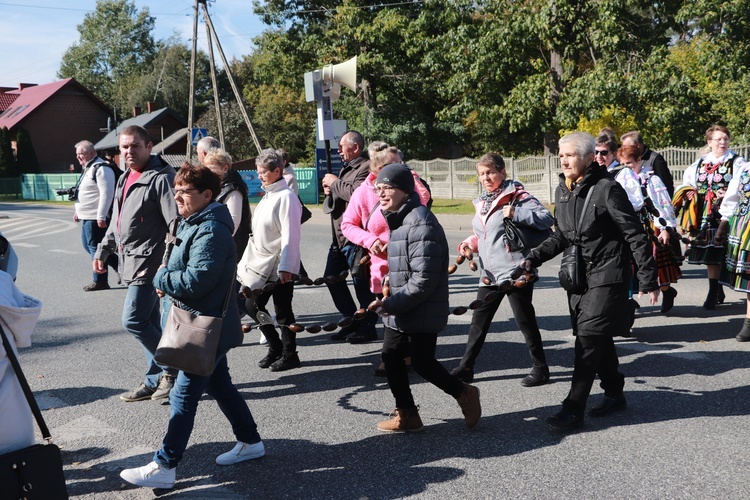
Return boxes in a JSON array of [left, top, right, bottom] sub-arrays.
[[315, 147, 344, 179], [190, 128, 208, 146]]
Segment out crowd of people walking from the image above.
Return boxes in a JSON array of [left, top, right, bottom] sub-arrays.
[[7, 124, 743, 490]]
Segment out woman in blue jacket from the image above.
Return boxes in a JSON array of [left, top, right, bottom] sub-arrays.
[[120, 165, 264, 490]]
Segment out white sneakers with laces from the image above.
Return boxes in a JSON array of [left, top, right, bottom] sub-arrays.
[[120, 461, 175, 489], [215, 440, 266, 465]]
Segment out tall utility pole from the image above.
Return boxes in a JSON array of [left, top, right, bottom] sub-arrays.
[[186, 0, 263, 160]]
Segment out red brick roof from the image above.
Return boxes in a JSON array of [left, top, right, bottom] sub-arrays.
[[0, 90, 18, 113], [0, 78, 109, 130]]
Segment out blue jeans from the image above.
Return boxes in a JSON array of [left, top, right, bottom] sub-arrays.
[[154, 355, 261, 468], [81, 219, 117, 284], [122, 283, 175, 388]]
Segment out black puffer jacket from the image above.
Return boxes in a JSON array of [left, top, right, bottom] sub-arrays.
[[381, 193, 449, 334], [527, 164, 657, 292], [217, 169, 251, 262]]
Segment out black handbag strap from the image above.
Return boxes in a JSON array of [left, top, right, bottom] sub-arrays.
[[364, 202, 379, 231], [574, 183, 596, 244], [0, 323, 52, 441]]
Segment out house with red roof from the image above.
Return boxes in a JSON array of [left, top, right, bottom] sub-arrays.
[[0, 79, 111, 173]]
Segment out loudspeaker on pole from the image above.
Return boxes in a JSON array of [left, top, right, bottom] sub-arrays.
[[322, 56, 357, 92]]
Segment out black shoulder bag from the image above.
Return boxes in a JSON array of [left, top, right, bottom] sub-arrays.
[[558, 184, 596, 294], [344, 203, 380, 280], [0, 324, 69, 499], [503, 196, 553, 253]]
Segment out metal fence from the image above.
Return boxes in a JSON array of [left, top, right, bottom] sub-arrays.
[[409, 144, 750, 204]]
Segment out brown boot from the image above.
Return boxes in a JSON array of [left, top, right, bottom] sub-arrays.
[[377, 407, 424, 433], [456, 383, 481, 429]]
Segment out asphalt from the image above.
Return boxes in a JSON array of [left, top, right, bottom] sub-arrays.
[[2, 202, 750, 499]]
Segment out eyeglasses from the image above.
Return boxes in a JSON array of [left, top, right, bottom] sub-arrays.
[[174, 188, 200, 196], [594, 150, 610, 156], [711, 138, 730, 143], [373, 185, 397, 195]]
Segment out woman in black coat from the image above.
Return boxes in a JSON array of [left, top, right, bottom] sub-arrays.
[[523, 132, 659, 432]]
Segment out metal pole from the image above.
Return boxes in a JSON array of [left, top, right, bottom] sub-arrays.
[[186, 0, 199, 159], [204, 14, 225, 149], [201, 2, 262, 155]]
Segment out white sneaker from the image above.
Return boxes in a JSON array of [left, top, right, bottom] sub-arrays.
[[120, 461, 175, 489], [259, 333, 268, 345], [215, 441, 265, 465]]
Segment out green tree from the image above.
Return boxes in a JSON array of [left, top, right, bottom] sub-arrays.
[[58, 0, 157, 116], [15, 128, 39, 174], [0, 127, 17, 177]]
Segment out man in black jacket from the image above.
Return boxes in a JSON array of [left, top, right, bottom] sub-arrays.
[[371, 164, 481, 433], [321, 131, 378, 343], [523, 132, 659, 432]]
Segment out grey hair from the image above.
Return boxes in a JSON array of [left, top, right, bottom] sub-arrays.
[[256, 148, 284, 171], [74, 140, 95, 154], [196, 136, 220, 153], [559, 132, 595, 157], [342, 130, 365, 150]]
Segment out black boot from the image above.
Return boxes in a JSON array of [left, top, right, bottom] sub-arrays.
[[737, 318, 750, 342], [717, 285, 726, 304], [660, 287, 678, 314], [703, 279, 720, 310]]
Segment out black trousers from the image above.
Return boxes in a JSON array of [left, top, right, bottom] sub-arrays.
[[458, 283, 547, 371], [246, 280, 296, 355], [562, 334, 625, 415], [382, 326, 464, 409], [324, 244, 377, 331]]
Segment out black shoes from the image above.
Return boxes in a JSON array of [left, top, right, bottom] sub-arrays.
[[450, 366, 474, 383], [83, 282, 110, 292], [546, 410, 583, 431], [347, 329, 377, 344], [521, 368, 550, 387], [258, 350, 282, 369], [588, 393, 627, 417], [270, 352, 301, 372], [330, 325, 356, 341], [660, 287, 677, 314], [703, 279, 722, 309], [736, 318, 750, 342]]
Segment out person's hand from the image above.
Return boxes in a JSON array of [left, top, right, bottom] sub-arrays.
[[279, 271, 295, 284], [639, 289, 661, 305], [713, 219, 730, 245], [93, 259, 106, 274], [322, 173, 338, 189], [685, 189, 696, 200], [519, 259, 533, 272], [370, 239, 387, 255], [73, 213, 80, 222], [97, 219, 107, 228], [155, 288, 165, 298], [502, 205, 515, 219], [458, 242, 474, 257], [657, 228, 670, 245], [368, 298, 389, 317], [323, 185, 331, 195]]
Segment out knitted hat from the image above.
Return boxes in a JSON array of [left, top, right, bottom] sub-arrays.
[[375, 163, 414, 194]]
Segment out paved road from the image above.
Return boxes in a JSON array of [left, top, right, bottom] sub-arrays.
[[2, 202, 750, 499]]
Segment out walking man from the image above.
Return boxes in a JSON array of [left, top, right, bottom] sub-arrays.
[[73, 140, 118, 291], [94, 125, 179, 402]]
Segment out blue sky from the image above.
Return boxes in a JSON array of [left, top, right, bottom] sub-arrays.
[[0, 0, 268, 88]]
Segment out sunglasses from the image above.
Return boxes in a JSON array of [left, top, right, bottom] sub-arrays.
[[594, 150, 610, 156]]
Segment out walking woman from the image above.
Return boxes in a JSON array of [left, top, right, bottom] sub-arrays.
[[712, 146, 750, 339], [618, 145, 682, 313], [120, 165, 264, 489], [676, 125, 739, 309], [451, 153, 555, 387]]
